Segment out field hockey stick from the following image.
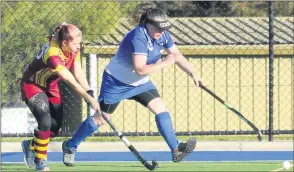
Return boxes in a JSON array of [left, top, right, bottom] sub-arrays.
[[101, 113, 158, 171], [198, 82, 263, 141]]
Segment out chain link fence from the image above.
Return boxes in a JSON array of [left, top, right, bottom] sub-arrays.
[[1, 1, 293, 137]]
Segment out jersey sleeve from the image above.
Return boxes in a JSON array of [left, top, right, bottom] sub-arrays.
[[45, 43, 66, 72], [47, 56, 66, 72], [131, 36, 148, 56], [163, 31, 174, 49]]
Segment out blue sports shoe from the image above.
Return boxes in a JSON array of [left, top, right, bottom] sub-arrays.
[[21, 140, 35, 168], [172, 137, 196, 162], [36, 158, 50, 171]]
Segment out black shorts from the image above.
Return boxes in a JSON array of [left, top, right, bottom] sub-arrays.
[[99, 89, 160, 114]]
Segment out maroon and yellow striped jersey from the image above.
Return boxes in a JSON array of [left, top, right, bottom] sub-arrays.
[[21, 41, 80, 92]]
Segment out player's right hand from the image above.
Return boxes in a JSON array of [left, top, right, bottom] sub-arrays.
[[85, 90, 94, 105], [89, 97, 100, 112]]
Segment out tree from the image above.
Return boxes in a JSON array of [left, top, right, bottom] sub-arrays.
[[155, 1, 293, 17], [231, 1, 294, 17], [1, 1, 129, 106]]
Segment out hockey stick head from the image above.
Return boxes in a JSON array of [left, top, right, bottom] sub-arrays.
[[257, 131, 263, 141], [144, 160, 158, 171]]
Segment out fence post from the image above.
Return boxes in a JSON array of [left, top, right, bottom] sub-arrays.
[[88, 53, 98, 117], [268, 1, 274, 141]]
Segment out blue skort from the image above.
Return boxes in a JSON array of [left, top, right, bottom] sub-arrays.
[[98, 71, 156, 104]]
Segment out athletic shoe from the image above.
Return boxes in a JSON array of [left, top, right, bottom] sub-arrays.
[[21, 140, 35, 168], [35, 158, 50, 171], [172, 137, 196, 162], [62, 140, 76, 166]]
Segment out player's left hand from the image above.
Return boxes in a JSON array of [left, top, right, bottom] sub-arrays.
[[191, 74, 204, 87]]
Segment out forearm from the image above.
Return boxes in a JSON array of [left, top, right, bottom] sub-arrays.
[[75, 74, 91, 91], [175, 54, 198, 77], [59, 70, 93, 102], [73, 62, 91, 91], [64, 77, 93, 102], [135, 60, 171, 75]]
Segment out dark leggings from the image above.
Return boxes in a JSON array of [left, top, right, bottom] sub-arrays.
[[100, 89, 160, 114], [26, 93, 63, 136]]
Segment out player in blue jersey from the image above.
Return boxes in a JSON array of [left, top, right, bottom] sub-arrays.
[[62, 2, 204, 166]]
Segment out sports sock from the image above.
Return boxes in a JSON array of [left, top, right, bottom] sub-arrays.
[[66, 117, 98, 149], [155, 112, 178, 151], [33, 129, 50, 162]]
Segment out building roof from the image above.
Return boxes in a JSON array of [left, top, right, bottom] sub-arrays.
[[86, 17, 293, 46]]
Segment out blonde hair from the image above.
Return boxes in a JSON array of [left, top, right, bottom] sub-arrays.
[[49, 22, 81, 47]]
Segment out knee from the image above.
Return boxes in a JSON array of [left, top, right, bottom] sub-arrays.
[[148, 98, 168, 114], [50, 122, 62, 137], [92, 116, 105, 126], [91, 112, 110, 126], [38, 116, 51, 131]]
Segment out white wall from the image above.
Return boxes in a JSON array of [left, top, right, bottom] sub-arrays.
[[1, 107, 37, 134]]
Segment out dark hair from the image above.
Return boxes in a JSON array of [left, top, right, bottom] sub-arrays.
[[131, 2, 168, 25], [49, 22, 73, 48]]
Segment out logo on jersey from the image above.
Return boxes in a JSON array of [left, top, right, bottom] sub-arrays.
[[36, 44, 50, 59], [147, 41, 153, 51]]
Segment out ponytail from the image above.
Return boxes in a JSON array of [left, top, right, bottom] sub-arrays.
[[131, 2, 157, 25], [48, 22, 68, 46], [48, 31, 55, 44]]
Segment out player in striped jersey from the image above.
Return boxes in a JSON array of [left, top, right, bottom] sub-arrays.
[[20, 22, 100, 171]]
